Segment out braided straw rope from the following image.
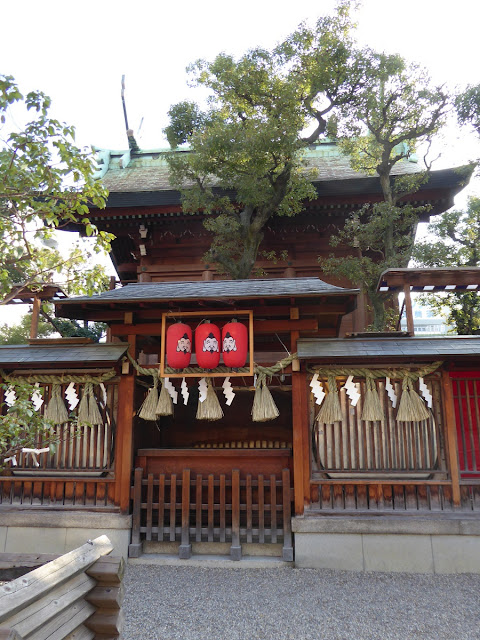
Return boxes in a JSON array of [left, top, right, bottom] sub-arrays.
[[307, 361, 442, 381], [0, 369, 117, 385], [127, 352, 298, 380]]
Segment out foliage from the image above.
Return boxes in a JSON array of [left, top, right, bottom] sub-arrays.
[[320, 49, 453, 330], [413, 196, 480, 335], [0, 381, 73, 469], [165, 2, 368, 279], [455, 84, 480, 136], [0, 75, 115, 304], [0, 313, 53, 344]]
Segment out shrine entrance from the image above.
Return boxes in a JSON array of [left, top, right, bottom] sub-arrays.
[[128, 380, 295, 560]]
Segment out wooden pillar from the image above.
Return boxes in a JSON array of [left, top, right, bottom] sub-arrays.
[[230, 469, 242, 560], [114, 335, 136, 513], [441, 369, 461, 507], [403, 284, 415, 336], [29, 296, 41, 339], [179, 468, 192, 559], [292, 370, 310, 515]]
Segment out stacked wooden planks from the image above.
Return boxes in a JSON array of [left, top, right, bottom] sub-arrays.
[[0, 536, 124, 640]]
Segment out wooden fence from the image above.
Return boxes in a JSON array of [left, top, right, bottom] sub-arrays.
[[312, 378, 445, 476], [14, 382, 118, 473], [0, 535, 123, 639], [0, 476, 117, 510], [129, 467, 294, 561]]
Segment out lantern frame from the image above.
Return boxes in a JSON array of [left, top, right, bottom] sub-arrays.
[[159, 309, 254, 378]]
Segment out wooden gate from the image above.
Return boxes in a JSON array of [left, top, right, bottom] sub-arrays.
[[129, 467, 293, 561]]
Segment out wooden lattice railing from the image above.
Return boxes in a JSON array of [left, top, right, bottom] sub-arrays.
[[0, 476, 117, 510], [129, 467, 294, 561]]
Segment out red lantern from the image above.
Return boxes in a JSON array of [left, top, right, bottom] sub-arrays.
[[195, 322, 221, 369], [166, 322, 192, 369], [222, 321, 248, 368]]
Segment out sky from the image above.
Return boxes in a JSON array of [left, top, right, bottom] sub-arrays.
[[3, 0, 480, 161], [2, 0, 480, 323]]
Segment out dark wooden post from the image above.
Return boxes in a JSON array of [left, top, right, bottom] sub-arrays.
[[442, 370, 461, 507], [115, 334, 136, 513], [128, 467, 143, 558], [403, 284, 415, 336], [29, 296, 41, 339], [282, 468, 294, 561], [179, 468, 192, 559], [230, 469, 242, 560], [292, 371, 310, 515]]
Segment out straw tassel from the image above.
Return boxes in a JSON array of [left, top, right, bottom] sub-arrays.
[[360, 374, 384, 422], [44, 384, 69, 425], [86, 383, 103, 426], [196, 379, 223, 421], [138, 377, 159, 421], [156, 379, 174, 417], [252, 376, 280, 422], [77, 386, 90, 426], [396, 377, 430, 422], [315, 375, 342, 424]]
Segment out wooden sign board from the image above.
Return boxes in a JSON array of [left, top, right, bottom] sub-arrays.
[[159, 310, 254, 378]]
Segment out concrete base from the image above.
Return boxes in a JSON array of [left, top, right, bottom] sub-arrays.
[[0, 511, 132, 560], [293, 514, 480, 574]]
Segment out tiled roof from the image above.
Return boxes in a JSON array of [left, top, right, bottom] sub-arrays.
[[99, 148, 420, 195], [0, 343, 129, 367], [57, 278, 358, 306], [297, 336, 480, 361]]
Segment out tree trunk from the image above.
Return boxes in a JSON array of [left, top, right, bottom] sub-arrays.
[[368, 290, 387, 331]]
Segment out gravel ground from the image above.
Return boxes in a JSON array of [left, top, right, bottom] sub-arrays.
[[123, 564, 480, 640]]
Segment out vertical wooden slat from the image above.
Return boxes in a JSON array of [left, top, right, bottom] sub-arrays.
[[146, 474, 154, 542], [258, 474, 265, 543], [344, 484, 356, 510], [169, 474, 177, 542], [157, 474, 165, 542], [219, 474, 226, 543], [195, 474, 202, 542], [230, 469, 241, 560], [95, 480, 106, 507], [246, 474, 253, 543], [282, 469, 293, 561], [129, 467, 143, 558], [270, 474, 277, 543], [442, 370, 461, 506], [179, 469, 191, 559], [207, 474, 214, 542], [393, 485, 405, 511]]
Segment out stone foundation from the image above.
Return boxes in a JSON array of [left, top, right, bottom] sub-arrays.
[[0, 511, 132, 559], [293, 514, 480, 573]]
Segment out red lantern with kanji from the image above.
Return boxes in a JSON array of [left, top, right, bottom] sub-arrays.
[[166, 322, 192, 369], [195, 322, 221, 369], [222, 321, 248, 368]]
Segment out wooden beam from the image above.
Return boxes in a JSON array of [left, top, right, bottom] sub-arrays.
[[110, 318, 318, 337], [441, 370, 461, 507]]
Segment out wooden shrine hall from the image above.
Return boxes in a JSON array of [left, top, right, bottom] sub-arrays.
[[2, 144, 480, 572]]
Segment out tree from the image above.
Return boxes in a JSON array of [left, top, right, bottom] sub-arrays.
[[413, 197, 480, 335], [0, 313, 52, 344], [456, 84, 480, 136], [0, 75, 114, 304], [164, 2, 367, 279], [320, 51, 456, 330]]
